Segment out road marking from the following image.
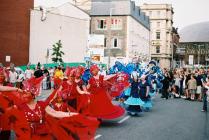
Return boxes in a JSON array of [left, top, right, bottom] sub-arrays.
[[118, 116, 130, 124], [95, 134, 102, 139]]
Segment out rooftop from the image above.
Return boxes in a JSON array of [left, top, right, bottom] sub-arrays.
[[179, 21, 209, 42], [91, 0, 150, 29]]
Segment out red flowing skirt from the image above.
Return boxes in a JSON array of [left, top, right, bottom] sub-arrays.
[[88, 88, 125, 120]]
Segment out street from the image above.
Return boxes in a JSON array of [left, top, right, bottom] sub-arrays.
[[40, 90, 209, 140]]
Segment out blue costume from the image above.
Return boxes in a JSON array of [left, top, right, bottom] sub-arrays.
[[139, 81, 152, 109], [124, 80, 144, 114]]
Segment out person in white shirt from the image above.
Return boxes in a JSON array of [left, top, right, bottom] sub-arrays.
[[25, 66, 33, 79], [9, 69, 17, 87]]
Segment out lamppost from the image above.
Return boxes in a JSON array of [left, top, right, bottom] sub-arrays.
[[107, 8, 114, 69]]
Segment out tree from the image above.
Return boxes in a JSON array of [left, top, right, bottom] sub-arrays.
[[51, 40, 65, 63]]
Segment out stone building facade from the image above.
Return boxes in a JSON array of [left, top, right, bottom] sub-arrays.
[[177, 22, 209, 67], [140, 4, 174, 69], [90, 0, 150, 66]]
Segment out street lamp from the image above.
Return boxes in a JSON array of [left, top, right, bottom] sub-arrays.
[[107, 8, 114, 69]]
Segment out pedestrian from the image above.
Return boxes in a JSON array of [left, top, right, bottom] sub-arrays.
[[202, 76, 209, 112], [24, 66, 33, 79], [8, 67, 17, 87], [161, 72, 170, 99], [187, 74, 197, 101], [16, 71, 25, 89]]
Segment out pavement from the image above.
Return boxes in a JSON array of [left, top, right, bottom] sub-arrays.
[[40, 90, 209, 140]]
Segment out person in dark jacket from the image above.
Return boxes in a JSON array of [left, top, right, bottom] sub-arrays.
[[161, 73, 170, 99]]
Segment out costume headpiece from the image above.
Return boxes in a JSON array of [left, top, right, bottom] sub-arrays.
[[90, 64, 99, 74], [22, 76, 43, 96]]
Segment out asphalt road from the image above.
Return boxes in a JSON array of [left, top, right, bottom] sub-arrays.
[[40, 90, 209, 140]]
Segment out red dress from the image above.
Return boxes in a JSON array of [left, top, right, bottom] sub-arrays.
[[76, 80, 91, 114], [87, 75, 125, 120], [0, 92, 30, 140], [50, 100, 76, 112], [50, 94, 100, 140], [60, 81, 78, 110]]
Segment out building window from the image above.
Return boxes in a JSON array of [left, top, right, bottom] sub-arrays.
[[156, 46, 160, 53], [156, 32, 160, 39], [112, 38, 119, 48], [150, 22, 152, 28], [138, 9, 141, 15], [97, 19, 107, 30], [111, 18, 122, 30], [157, 22, 160, 28], [104, 38, 107, 47]]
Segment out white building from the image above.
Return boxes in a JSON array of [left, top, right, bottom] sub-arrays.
[[140, 4, 174, 69], [29, 3, 90, 64], [87, 34, 105, 64]]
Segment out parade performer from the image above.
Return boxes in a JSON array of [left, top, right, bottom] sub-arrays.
[[50, 91, 76, 112], [73, 66, 91, 114], [139, 75, 152, 110], [124, 71, 144, 115], [87, 64, 125, 120], [57, 67, 78, 111], [107, 72, 130, 98], [1, 76, 99, 140], [49, 90, 99, 140], [0, 65, 29, 140]]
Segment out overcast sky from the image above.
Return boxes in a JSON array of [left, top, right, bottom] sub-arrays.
[[135, 0, 209, 30], [35, 0, 209, 30]]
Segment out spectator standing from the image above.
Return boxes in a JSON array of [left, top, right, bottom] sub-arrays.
[[202, 76, 209, 112], [9, 68, 17, 87], [34, 65, 43, 78], [185, 70, 192, 100], [25, 66, 33, 79], [16, 71, 25, 89], [187, 74, 197, 101], [196, 71, 203, 101], [161, 72, 170, 99]]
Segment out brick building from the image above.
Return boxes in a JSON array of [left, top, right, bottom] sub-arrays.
[[0, 0, 33, 66]]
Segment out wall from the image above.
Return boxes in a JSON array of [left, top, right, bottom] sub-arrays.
[[0, 0, 34, 66], [29, 9, 89, 64], [141, 4, 174, 68], [127, 16, 150, 59]]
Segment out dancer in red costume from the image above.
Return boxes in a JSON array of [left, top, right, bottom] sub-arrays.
[[73, 66, 91, 114], [50, 92, 76, 112], [57, 67, 78, 110], [86, 64, 125, 120], [59, 66, 90, 113], [0, 66, 28, 140], [50, 88, 99, 140], [107, 72, 130, 98], [1, 75, 99, 140], [19, 76, 99, 140]]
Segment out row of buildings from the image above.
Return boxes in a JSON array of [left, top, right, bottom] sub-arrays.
[[0, 0, 179, 69]]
